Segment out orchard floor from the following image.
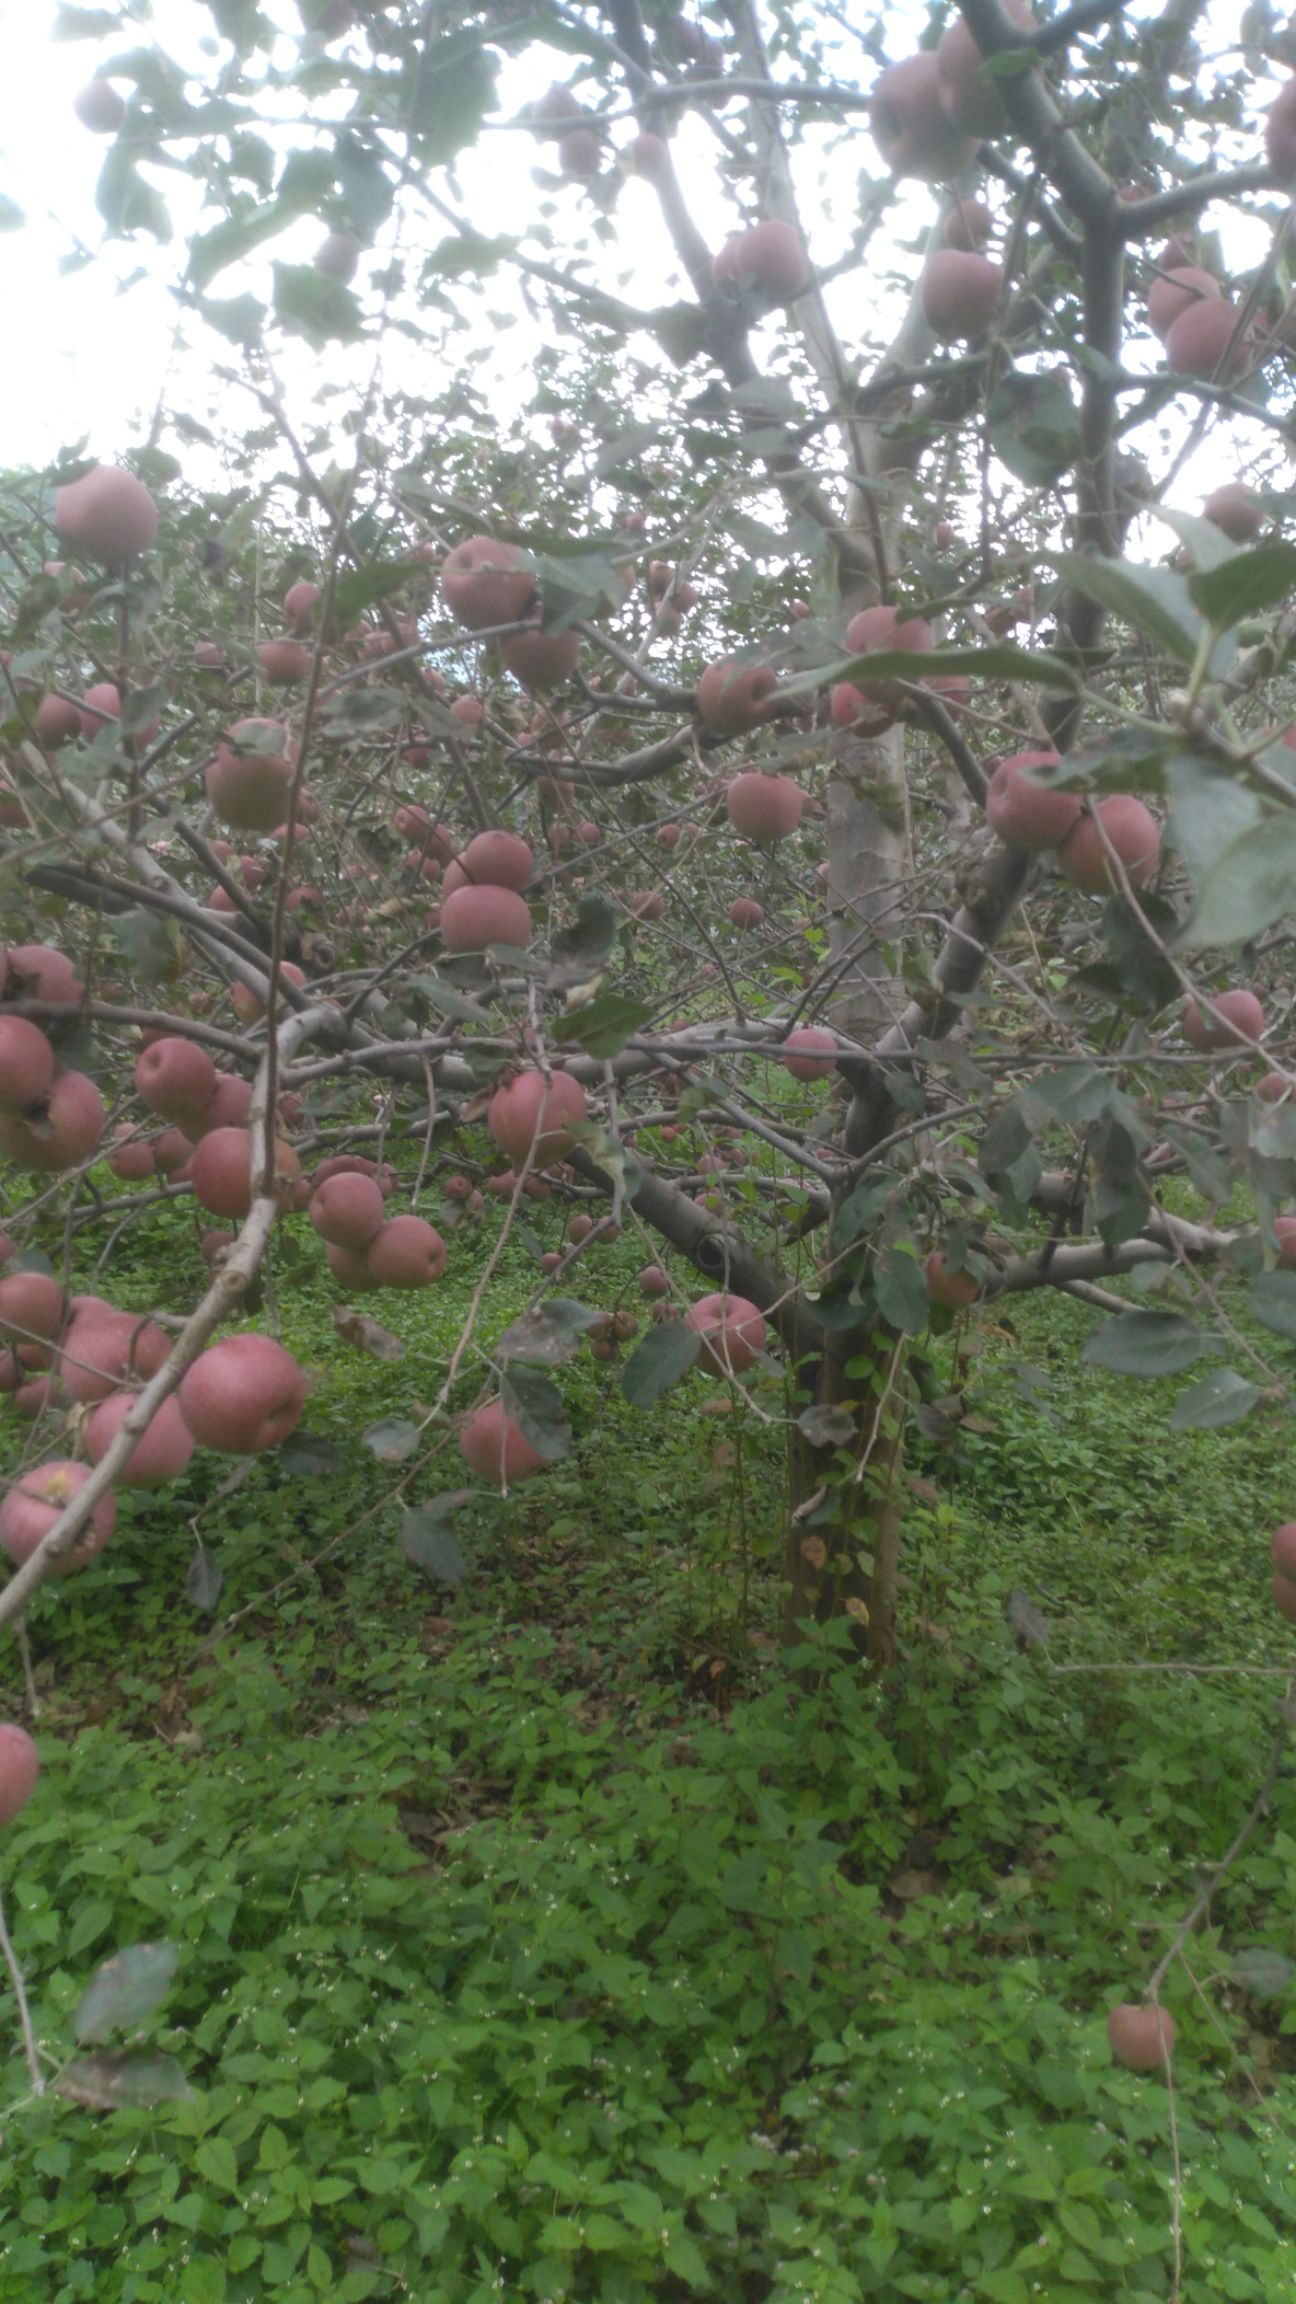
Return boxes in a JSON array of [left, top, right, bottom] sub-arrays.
[[0, 1211, 1294, 2304]]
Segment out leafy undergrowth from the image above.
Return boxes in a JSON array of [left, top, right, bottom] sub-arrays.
[[0, 1229, 1294, 2302]]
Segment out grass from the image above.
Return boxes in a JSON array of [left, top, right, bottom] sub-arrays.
[[0, 1199, 1294, 2302]]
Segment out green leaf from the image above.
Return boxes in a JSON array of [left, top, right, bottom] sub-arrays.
[[112, 907, 184, 984], [548, 894, 621, 989], [1247, 1269, 1296, 1341], [188, 203, 295, 293], [1165, 753, 1264, 888], [1179, 812, 1296, 947], [56, 2051, 195, 2110], [621, 1320, 701, 1407], [185, 1546, 223, 1614], [1189, 543, 1296, 626], [54, 5, 122, 33], [986, 368, 1078, 486], [96, 149, 171, 242], [198, 292, 265, 349], [1048, 552, 1201, 665], [500, 1367, 571, 1461], [271, 261, 363, 346], [404, 37, 499, 164], [554, 992, 654, 1058], [796, 1403, 857, 1448], [74, 1942, 178, 2044], [278, 1434, 341, 1478], [1168, 1368, 1262, 1430], [1081, 1311, 1205, 1377], [362, 1418, 422, 1463], [195, 2135, 240, 2194], [1231, 1946, 1295, 1998], [872, 1247, 931, 1335], [495, 1300, 601, 1367], [786, 642, 1078, 702], [330, 562, 416, 627], [400, 1505, 468, 1586]]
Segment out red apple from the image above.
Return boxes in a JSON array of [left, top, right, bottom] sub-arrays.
[[984, 750, 1079, 851], [937, 0, 1035, 136], [206, 721, 295, 832], [1164, 297, 1245, 379], [1106, 2003, 1175, 2073], [55, 464, 158, 563], [190, 1127, 301, 1219], [85, 1392, 195, 1488], [440, 884, 533, 952], [34, 693, 82, 746], [441, 536, 536, 631], [456, 830, 534, 889], [498, 625, 581, 692], [107, 1128, 155, 1182], [925, 1251, 982, 1310], [283, 580, 320, 627], [152, 1126, 196, 1175], [488, 1069, 587, 1167], [780, 1026, 839, 1081], [315, 230, 361, 281], [258, 640, 311, 684], [1146, 265, 1222, 343], [365, 1214, 447, 1287], [713, 220, 811, 300], [231, 962, 307, 1025], [639, 1264, 670, 1299], [0, 1018, 55, 1111], [729, 897, 764, 930], [921, 249, 1002, 340], [0, 1460, 116, 1574], [1182, 989, 1264, 1052], [73, 78, 126, 133], [0, 1724, 38, 1826], [697, 659, 778, 735], [0, 1271, 65, 1348], [868, 54, 979, 179], [1201, 482, 1263, 541], [3, 944, 81, 1004], [458, 1399, 546, 1484], [59, 1309, 170, 1404], [135, 1036, 217, 1127], [685, 1291, 767, 1375], [309, 1172, 386, 1251], [1058, 796, 1161, 893], [179, 1334, 305, 1455], [944, 197, 994, 251], [725, 772, 804, 840], [0, 1069, 104, 1173]]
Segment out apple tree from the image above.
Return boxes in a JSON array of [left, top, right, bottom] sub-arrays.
[[3, 0, 1296, 1684]]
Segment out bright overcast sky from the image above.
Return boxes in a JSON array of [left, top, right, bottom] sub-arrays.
[[0, 0, 1285, 508]]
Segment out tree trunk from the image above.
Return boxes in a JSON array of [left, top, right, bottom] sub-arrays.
[[783, 1322, 906, 1666]]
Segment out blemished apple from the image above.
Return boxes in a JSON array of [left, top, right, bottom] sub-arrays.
[[729, 897, 765, 930], [206, 721, 295, 832], [0, 1723, 39, 1826], [685, 1292, 767, 1375], [190, 1127, 302, 1219], [0, 1069, 104, 1174], [55, 464, 158, 563], [498, 625, 582, 692], [458, 1398, 546, 1484], [365, 1214, 448, 1287], [73, 78, 126, 134], [178, 1333, 306, 1454], [921, 249, 1002, 341], [0, 1460, 117, 1574], [925, 1252, 982, 1310], [984, 751, 1080, 851], [455, 830, 534, 889], [309, 1172, 386, 1251], [441, 536, 536, 631], [726, 772, 804, 840], [713, 219, 811, 300], [85, 1393, 195, 1488], [488, 1069, 588, 1167], [697, 660, 779, 735], [780, 1026, 839, 1081], [937, 0, 1035, 136], [1058, 795, 1161, 893], [0, 1270, 65, 1348], [0, 1017, 56, 1111], [1106, 2003, 1175, 2073], [1145, 265, 1222, 343], [1182, 989, 1264, 1051], [134, 1035, 217, 1127], [3, 943, 81, 1004], [440, 884, 533, 952], [867, 53, 978, 179]]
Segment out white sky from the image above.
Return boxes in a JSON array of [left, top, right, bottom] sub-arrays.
[[0, 1, 1287, 507]]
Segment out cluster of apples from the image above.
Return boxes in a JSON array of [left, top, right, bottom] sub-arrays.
[[0, 949, 104, 1176], [0, 1264, 304, 1505], [416, 824, 538, 954], [308, 1157, 445, 1292], [985, 751, 1162, 893], [866, 2, 1036, 182], [440, 535, 578, 695]]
